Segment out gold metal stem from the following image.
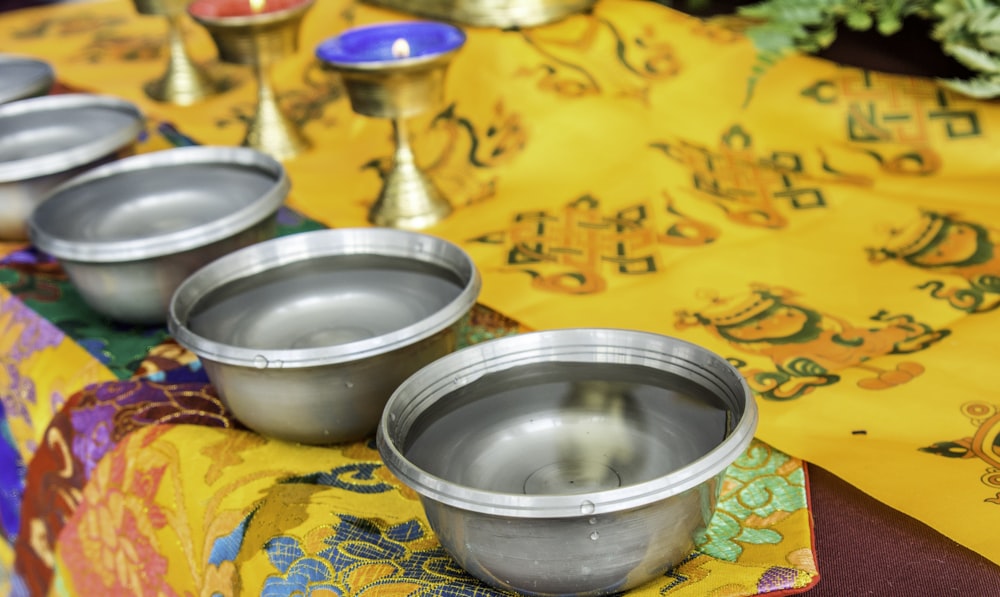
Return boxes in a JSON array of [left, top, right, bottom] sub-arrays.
[[392, 117, 417, 173], [369, 118, 452, 230], [144, 14, 221, 105], [242, 58, 310, 161]]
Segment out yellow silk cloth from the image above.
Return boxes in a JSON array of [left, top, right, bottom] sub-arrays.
[[2, 0, 998, 589], [46, 426, 813, 596]]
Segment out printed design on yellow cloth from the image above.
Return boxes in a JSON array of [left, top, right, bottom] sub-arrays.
[[675, 284, 950, 400], [76, 28, 161, 64], [365, 101, 528, 210], [919, 402, 1000, 505], [259, 516, 501, 596], [244, 438, 812, 595], [48, 427, 812, 596], [515, 12, 681, 102], [868, 210, 1000, 314], [468, 194, 716, 295], [207, 441, 514, 595], [801, 69, 983, 143], [215, 60, 343, 140], [650, 125, 869, 229], [7, 10, 127, 41]]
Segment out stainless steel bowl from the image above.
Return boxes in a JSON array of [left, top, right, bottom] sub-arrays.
[[363, 0, 597, 28], [0, 54, 55, 105], [168, 228, 482, 445], [29, 145, 288, 325], [378, 328, 757, 596], [0, 93, 144, 241]]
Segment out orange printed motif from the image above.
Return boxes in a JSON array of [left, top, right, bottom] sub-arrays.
[[801, 70, 981, 143], [920, 402, 1000, 505], [9, 12, 128, 40], [470, 194, 717, 295], [516, 15, 680, 101], [651, 125, 867, 229], [675, 284, 950, 400], [869, 211, 1000, 313], [57, 427, 175, 597]]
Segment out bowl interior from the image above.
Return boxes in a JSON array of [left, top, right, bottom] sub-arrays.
[[0, 56, 54, 104], [0, 102, 133, 164], [187, 253, 468, 352], [403, 361, 731, 496], [37, 163, 276, 243]]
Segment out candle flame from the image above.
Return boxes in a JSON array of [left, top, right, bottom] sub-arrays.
[[249, 0, 266, 14], [391, 38, 411, 59]]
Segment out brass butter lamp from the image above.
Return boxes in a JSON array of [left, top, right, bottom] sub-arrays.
[[133, 0, 228, 105], [316, 21, 466, 230], [188, 0, 314, 161]]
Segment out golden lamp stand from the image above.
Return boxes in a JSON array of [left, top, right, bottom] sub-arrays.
[[132, 0, 228, 105], [317, 24, 466, 230], [189, 0, 314, 161]]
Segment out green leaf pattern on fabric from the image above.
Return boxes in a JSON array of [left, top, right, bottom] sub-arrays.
[[695, 440, 807, 561]]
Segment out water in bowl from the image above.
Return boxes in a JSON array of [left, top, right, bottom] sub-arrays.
[[403, 361, 732, 496], [187, 253, 465, 350]]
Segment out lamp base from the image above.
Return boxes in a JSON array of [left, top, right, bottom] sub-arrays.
[[243, 79, 311, 162], [144, 14, 228, 106], [143, 63, 223, 106], [371, 160, 452, 230]]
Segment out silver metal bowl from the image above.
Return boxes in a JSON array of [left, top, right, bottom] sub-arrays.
[[0, 54, 55, 105], [168, 228, 482, 445], [29, 145, 288, 325], [363, 0, 597, 28], [0, 93, 144, 241], [378, 328, 757, 596]]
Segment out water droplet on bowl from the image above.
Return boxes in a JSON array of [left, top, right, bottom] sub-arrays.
[[345, 381, 355, 389], [589, 517, 597, 525], [580, 500, 595, 515], [589, 531, 600, 541], [253, 355, 268, 369], [270, 359, 283, 369]]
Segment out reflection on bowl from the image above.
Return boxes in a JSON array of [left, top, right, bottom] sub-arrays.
[[0, 93, 144, 241], [29, 145, 288, 324], [168, 228, 482, 445], [0, 54, 55, 105], [378, 328, 757, 596]]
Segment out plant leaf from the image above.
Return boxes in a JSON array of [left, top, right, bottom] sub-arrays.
[[937, 73, 1000, 97]]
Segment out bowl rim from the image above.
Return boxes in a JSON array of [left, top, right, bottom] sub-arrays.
[[0, 53, 55, 105], [0, 93, 144, 183], [27, 145, 289, 263], [168, 227, 482, 368], [377, 327, 758, 518]]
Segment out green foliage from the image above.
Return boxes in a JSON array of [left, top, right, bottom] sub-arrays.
[[728, 0, 1000, 101], [931, 0, 1000, 96]]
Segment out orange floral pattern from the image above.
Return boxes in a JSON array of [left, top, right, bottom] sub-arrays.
[[55, 426, 176, 597]]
